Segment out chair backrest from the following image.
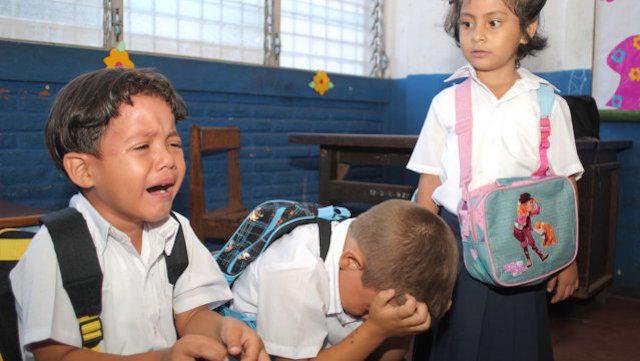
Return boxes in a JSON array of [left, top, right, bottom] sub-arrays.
[[189, 126, 243, 236]]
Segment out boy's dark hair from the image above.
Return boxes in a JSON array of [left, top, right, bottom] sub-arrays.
[[348, 199, 459, 320], [45, 67, 187, 172], [444, 0, 548, 64]]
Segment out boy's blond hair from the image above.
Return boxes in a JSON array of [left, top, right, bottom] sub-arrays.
[[349, 199, 458, 319]]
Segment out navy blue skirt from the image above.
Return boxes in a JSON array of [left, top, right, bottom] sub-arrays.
[[413, 209, 554, 361]]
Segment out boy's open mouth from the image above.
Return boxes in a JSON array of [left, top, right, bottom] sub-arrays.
[[147, 183, 174, 194]]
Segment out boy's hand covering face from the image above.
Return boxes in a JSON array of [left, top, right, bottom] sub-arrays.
[[219, 316, 270, 361], [365, 289, 431, 338]]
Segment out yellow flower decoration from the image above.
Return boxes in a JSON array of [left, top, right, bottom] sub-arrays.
[[634, 35, 640, 50], [103, 48, 135, 69], [629, 67, 640, 82], [308, 70, 334, 96]]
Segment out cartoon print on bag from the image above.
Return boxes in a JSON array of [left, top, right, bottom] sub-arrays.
[[503, 260, 527, 277], [249, 207, 263, 221], [534, 221, 557, 247], [513, 193, 549, 268]]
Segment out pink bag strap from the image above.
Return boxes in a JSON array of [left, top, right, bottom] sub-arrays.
[[532, 84, 555, 177], [455, 78, 473, 200], [454, 79, 556, 199]]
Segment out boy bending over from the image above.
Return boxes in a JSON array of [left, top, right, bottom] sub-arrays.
[[10, 68, 267, 361], [231, 199, 459, 360]]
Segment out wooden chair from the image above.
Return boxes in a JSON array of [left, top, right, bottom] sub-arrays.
[[189, 126, 248, 241]]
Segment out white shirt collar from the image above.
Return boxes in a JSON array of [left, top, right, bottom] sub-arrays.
[[444, 64, 559, 92], [323, 218, 360, 325], [68, 193, 180, 260]]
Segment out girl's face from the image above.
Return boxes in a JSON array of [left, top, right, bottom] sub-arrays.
[[458, 0, 536, 78]]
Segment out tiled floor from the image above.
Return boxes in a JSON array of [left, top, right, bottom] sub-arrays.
[[550, 293, 640, 361]]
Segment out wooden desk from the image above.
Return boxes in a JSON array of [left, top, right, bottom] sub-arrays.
[[289, 133, 418, 204], [289, 132, 632, 300], [0, 200, 44, 228]]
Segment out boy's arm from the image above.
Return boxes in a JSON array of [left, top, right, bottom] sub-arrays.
[[30, 335, 228, 361], [272, 330, 411, 361], [366, 336, 413, 361], [30, 306, 267, 361], [273, 290, 429, 361]]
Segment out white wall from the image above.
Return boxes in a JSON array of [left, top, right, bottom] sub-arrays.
[[385, 0, 595, 78]]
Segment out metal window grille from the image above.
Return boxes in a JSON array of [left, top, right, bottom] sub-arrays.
[[0, 0, 385, 77], [369, 0, 388, 77], [0, 0, 104, 47], [278, 0, 372, 76]]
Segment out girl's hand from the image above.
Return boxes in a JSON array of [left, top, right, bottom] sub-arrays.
[[547, 261, 579, 303], [219, 316, 270, 361], [366, 289, 431, 338]]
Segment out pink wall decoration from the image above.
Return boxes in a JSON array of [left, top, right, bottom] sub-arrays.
[[606, 35, 640, 110]]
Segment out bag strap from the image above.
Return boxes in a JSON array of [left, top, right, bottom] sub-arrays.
[[40, 208, 104, 351], [317, 219, 332, 261], [40, 209, 188, 351], [455, 78, 474, 200], [455, 79, 557, 198], [532, 84, 555, 177], [166, 212, 188, 286]]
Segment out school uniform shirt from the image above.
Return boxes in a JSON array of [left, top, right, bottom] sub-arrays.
[[10, 193, 232, 360], [230, 218, 360, 359], [407, 64, 584, 215]]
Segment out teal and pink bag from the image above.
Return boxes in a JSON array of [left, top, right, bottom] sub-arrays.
[[455, 78, 578, 287]]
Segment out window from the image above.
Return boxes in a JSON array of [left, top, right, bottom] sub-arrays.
[[124, 0, 264, 64], [0, 0, 384, 77], [279, 0, 372, 76], [0, 0, 104, 47]]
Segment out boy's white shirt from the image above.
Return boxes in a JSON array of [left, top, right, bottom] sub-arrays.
[[9, 193, 232, 360], [230, 218, 361, 359], [407, 64, 585, 215]]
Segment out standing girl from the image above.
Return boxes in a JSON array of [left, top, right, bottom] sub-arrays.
[[407, 0, 583, 360]]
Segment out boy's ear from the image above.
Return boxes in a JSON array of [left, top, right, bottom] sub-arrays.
[[521, 20, 539, 44], [62, 152, 96, 189], [339, 249, 365, 271]]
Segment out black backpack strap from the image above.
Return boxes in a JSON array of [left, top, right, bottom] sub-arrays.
[[166, 212, 188, 286], [317, 219, 332, 261], [1, 229, 36, 361], [40, 208, 103, 351]]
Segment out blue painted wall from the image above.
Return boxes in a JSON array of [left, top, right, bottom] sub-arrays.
[[1, 40, 638, 290], [0, 40, 392, 215], [387, 69, 593, 135], [601, 123, 640, 288]]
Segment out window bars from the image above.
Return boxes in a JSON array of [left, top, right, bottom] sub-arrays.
[[369, 0, 388, 77], [264, 0, 281, 67], [2, 0, 387, 77], [103, 0, 123, 48]]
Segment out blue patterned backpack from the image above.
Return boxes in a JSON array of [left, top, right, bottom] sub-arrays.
[[213, 200, 350, 326]]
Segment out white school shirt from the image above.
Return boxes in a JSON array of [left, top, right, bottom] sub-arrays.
[[10, 193, 232, 360], [407, 65, 584, 215], [230, 218, 361, 359]]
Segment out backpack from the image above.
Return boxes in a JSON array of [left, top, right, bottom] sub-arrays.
[[213, 200, 350, 327], [455, 78, 578, 287], [0, 208, 188, 360], [561, 95, 600, 139]]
